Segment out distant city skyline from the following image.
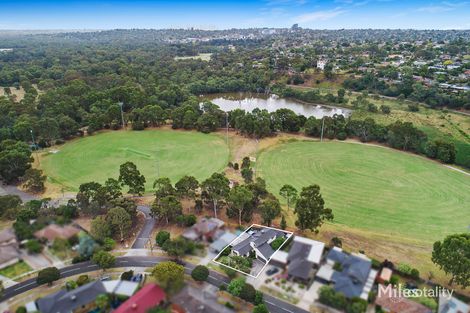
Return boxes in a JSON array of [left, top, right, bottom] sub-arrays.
[[1, 0, 470, 30]]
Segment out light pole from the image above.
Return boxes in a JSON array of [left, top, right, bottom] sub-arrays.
[[320, 117, 325, 142], [118, 102, 125, 130], [225, 112, 229, 146], [30, 129, 40, 166]]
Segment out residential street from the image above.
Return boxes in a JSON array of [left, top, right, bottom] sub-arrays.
[[0, 256, 308, 313]]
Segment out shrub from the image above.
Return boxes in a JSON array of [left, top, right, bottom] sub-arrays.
[[222, 265, 237, 279], [225, 302, 235, 309], [155, 231, 170, 246], [121, 270, 134, 281], [397, 263, 420, 278], [26, 239, 43, 254], [380, 105, 391, 114], [191, 265, 209, 282], [371, 259, 381, 269], [389, 275, 400, 286], [103, 237, 116, 251], [408, 103, 419, 112], [76, 274, 90, 286], [254, 291, 263, 305], [270, 237, 286, 250], [253, 304, 269, 313], [15, 307, 26, 313], [233, 163, 239, 170], [240, 283, 256, 303], [319, 286, 347, 310], [330, 236, 342, 248], [220, 246, 231, 256], [227, 277, 246, 297]]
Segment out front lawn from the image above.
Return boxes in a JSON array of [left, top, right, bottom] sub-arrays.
[[0, 261, 33, 279]]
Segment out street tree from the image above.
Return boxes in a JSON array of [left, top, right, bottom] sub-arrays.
[[92, 250, 116, 270], [37, 267, 61, 286], [201, 172, 230, 219], [118, 161, 146, 195], [152, 261, 184, 296], [432, 233, 470, 287], [279, 184, 297, 211], [191, 265, 209, 282], [294, 185, 333, 232]]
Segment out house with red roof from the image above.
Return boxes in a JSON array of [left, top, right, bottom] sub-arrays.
[[113, 283, 166, 313]]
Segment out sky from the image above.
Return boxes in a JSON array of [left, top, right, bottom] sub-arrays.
[[0, 0, 469, 30]]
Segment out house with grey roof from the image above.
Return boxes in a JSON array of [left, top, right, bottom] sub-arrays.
[[316, 247, 377, 300], [287, 237, 325, 282], [30, 279, 140, 313], [270, 236, 325, 283], [231, 227, 287, 263]]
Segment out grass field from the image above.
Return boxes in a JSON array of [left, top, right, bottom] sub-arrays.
[[40, 129, 229, 192], [257, 140, 470, 245]]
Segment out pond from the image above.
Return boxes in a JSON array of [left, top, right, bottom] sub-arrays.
[[203, 92, 352, 119]]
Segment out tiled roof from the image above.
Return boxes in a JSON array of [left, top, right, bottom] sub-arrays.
[[113, 283, 166, 313]]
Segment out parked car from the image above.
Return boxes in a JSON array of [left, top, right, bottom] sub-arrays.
[[131, 273, 144, 283], [266, 267, 279, 276], [173, 259, 186, 266]]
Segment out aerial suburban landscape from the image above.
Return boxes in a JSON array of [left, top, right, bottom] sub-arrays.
[[0, 1, 469, 313]]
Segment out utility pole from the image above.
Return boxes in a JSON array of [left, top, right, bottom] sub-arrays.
[[30, 129, 40, 166], [320, 117, 325, 142], [118, 102, 125, 130]]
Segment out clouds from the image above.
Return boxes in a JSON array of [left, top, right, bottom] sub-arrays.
[[295, 7, 347, 23], [417, 1, 469, 13]]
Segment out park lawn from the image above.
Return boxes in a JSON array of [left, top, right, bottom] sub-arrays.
[[39, 129, 229, 192], [257, 140, 470, 246], [0, 261, 32, 279]]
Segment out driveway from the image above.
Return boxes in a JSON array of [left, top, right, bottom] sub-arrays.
[[131, 205, 155, 249]]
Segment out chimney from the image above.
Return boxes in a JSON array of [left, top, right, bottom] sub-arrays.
[[132, 303, 138, 310]]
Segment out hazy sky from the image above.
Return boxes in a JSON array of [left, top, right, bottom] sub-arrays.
[[1, 0, 469, 30]]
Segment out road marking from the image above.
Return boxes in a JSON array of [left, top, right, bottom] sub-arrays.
[[14, 282, 35, 291], [265, 301, 294, 313], [88, 265, 97, 268], [121, 261, 129, 263], [62, 268, 80, 274]]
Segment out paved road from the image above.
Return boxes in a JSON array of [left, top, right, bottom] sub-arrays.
[[132, 205, 155, 249], [0, 256, 308, 313], [0, 185, 38, 202]]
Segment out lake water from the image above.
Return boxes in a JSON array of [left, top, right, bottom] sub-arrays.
[[203, 93, 351, 119]]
